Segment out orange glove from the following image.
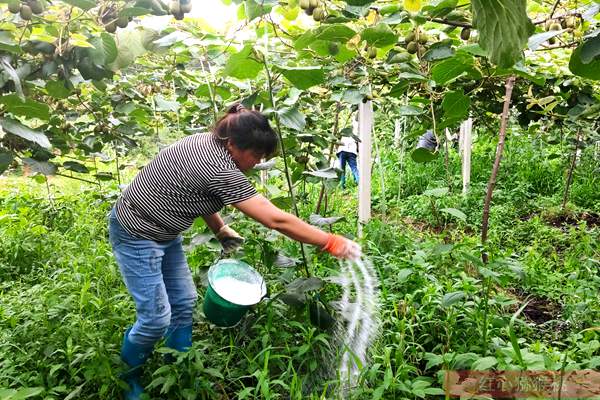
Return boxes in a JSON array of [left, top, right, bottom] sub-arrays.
[[322, 234, 361, 260]]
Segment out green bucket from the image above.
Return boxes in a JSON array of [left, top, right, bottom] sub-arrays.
[[203, 259, 266, 327]]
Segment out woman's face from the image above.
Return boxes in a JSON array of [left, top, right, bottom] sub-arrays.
[[227, 141, 263, 172]]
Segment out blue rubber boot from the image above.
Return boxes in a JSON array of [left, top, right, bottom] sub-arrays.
[[164, 325, 192, 363], [121, 328, 154, 400]]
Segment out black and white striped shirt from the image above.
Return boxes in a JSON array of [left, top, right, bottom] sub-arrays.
[[115, 133, 257, 241]]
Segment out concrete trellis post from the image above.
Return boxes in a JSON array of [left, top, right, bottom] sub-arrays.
[[358, 100, 373, 226], [460, 118, 473, 195]]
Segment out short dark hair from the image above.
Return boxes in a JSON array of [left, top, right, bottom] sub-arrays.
[[213, 103, 279, 158]]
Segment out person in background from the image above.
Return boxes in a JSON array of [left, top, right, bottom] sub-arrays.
[[108, 103, 361, 400], [336, 134, 359, 189]]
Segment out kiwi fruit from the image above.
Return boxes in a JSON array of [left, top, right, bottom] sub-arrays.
[[406, 41, 418, 54], [169, 0, 181, 14], [406, 32, 416, 43], [328, 42, 339, 56], [309, 0, 319, 9], [565, 16, 578, 28], [105, 21, 117, 33], [460, 27, 471, 41], [418, 33, 428, 44], [549, 37, 557, 45], [560, 18, 567, 29], [313, 7, 325, 21], [116, 15, 129, 28], [29, 0, 43, 14], [299, 0, 310, 9], [295, 155, 309, 164], [180, 0, 192, 13], [20, 4, 32, 20], [367, 47, 377, 59], [549, 22, 562, 31], [173, 11, 184, 20], [305, 7, 314, 15], [7, 0, 21, 14], [389, 52, 411, 63]]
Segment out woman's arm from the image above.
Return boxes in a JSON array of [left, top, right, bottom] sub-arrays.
[[202, 213, 225, 234], [233, 195, 330, 247]]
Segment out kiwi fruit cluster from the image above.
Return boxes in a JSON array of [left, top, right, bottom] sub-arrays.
[[100, 5, 131, 33], [7, 0, 44, 20], [169, 0, 192, 21], [403, 28, 429, 55], [544, 16, 580, 45], [299, 0, 326, 22]]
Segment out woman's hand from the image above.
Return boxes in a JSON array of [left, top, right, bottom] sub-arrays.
[[216, 225, 244, 254], [322, 234, 362, 260]]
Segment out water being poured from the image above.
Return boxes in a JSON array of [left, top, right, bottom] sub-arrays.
[[334, 257, 381, 386]]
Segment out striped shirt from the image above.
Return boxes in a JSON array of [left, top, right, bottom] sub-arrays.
[[115, 133, 257, 241]]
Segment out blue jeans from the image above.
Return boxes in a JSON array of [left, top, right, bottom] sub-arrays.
[[338, 151, 358, 188], [108, 208, 198, 346]]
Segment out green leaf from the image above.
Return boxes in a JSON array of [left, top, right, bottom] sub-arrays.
[[154, 95, 180, 112], [0, 149, 14, 174], [440, 207, 467, 222], [223, 45, 263, 80], [342, 88, 365, 104], [304, 168, 337, 179], [398, 72, 427, 82], [411, 147, 437, 163], [471, 356, 498, 370], [345, 0, 374, 5], [360, 23, 397, 48], [119, 7, 152, 17], [472, 0, 534, 68], [12, 387, 45, 400], [23, 158, 57, 176], [95, 172, 114, 181], [286, 277, 323, 292], [581, 33, 600, 64], [398, 268, 414, 282], [389, 81, 409, 98], [569, 43, 600, 80], [441, 291, 466, 307], [276, 66, 324, 90], [431, 54, 474, 85], [61, 0, 96, 10], [109, 28, 157, 70], [89, 33, 118, 65], [528, 30, 566, 51], [1, 118, 51, 149], [398, 105, 425, 116], [63, 161, 89, 174], [0, 95, 50, 120], [422, 40, 455, 61], [423, 187, 448, 197], [315, 24, 357, 42], [278, 107, 306, 131], [442, 90, 470, 119], [508, 301, 529, 368], [45, 80, 72, 99], [244, 0, 273, 21]]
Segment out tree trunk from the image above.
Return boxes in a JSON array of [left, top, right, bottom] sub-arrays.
[[481, 76, 516, 263]]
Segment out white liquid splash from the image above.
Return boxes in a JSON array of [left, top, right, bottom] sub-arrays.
[[335, 257, 381, 386]]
